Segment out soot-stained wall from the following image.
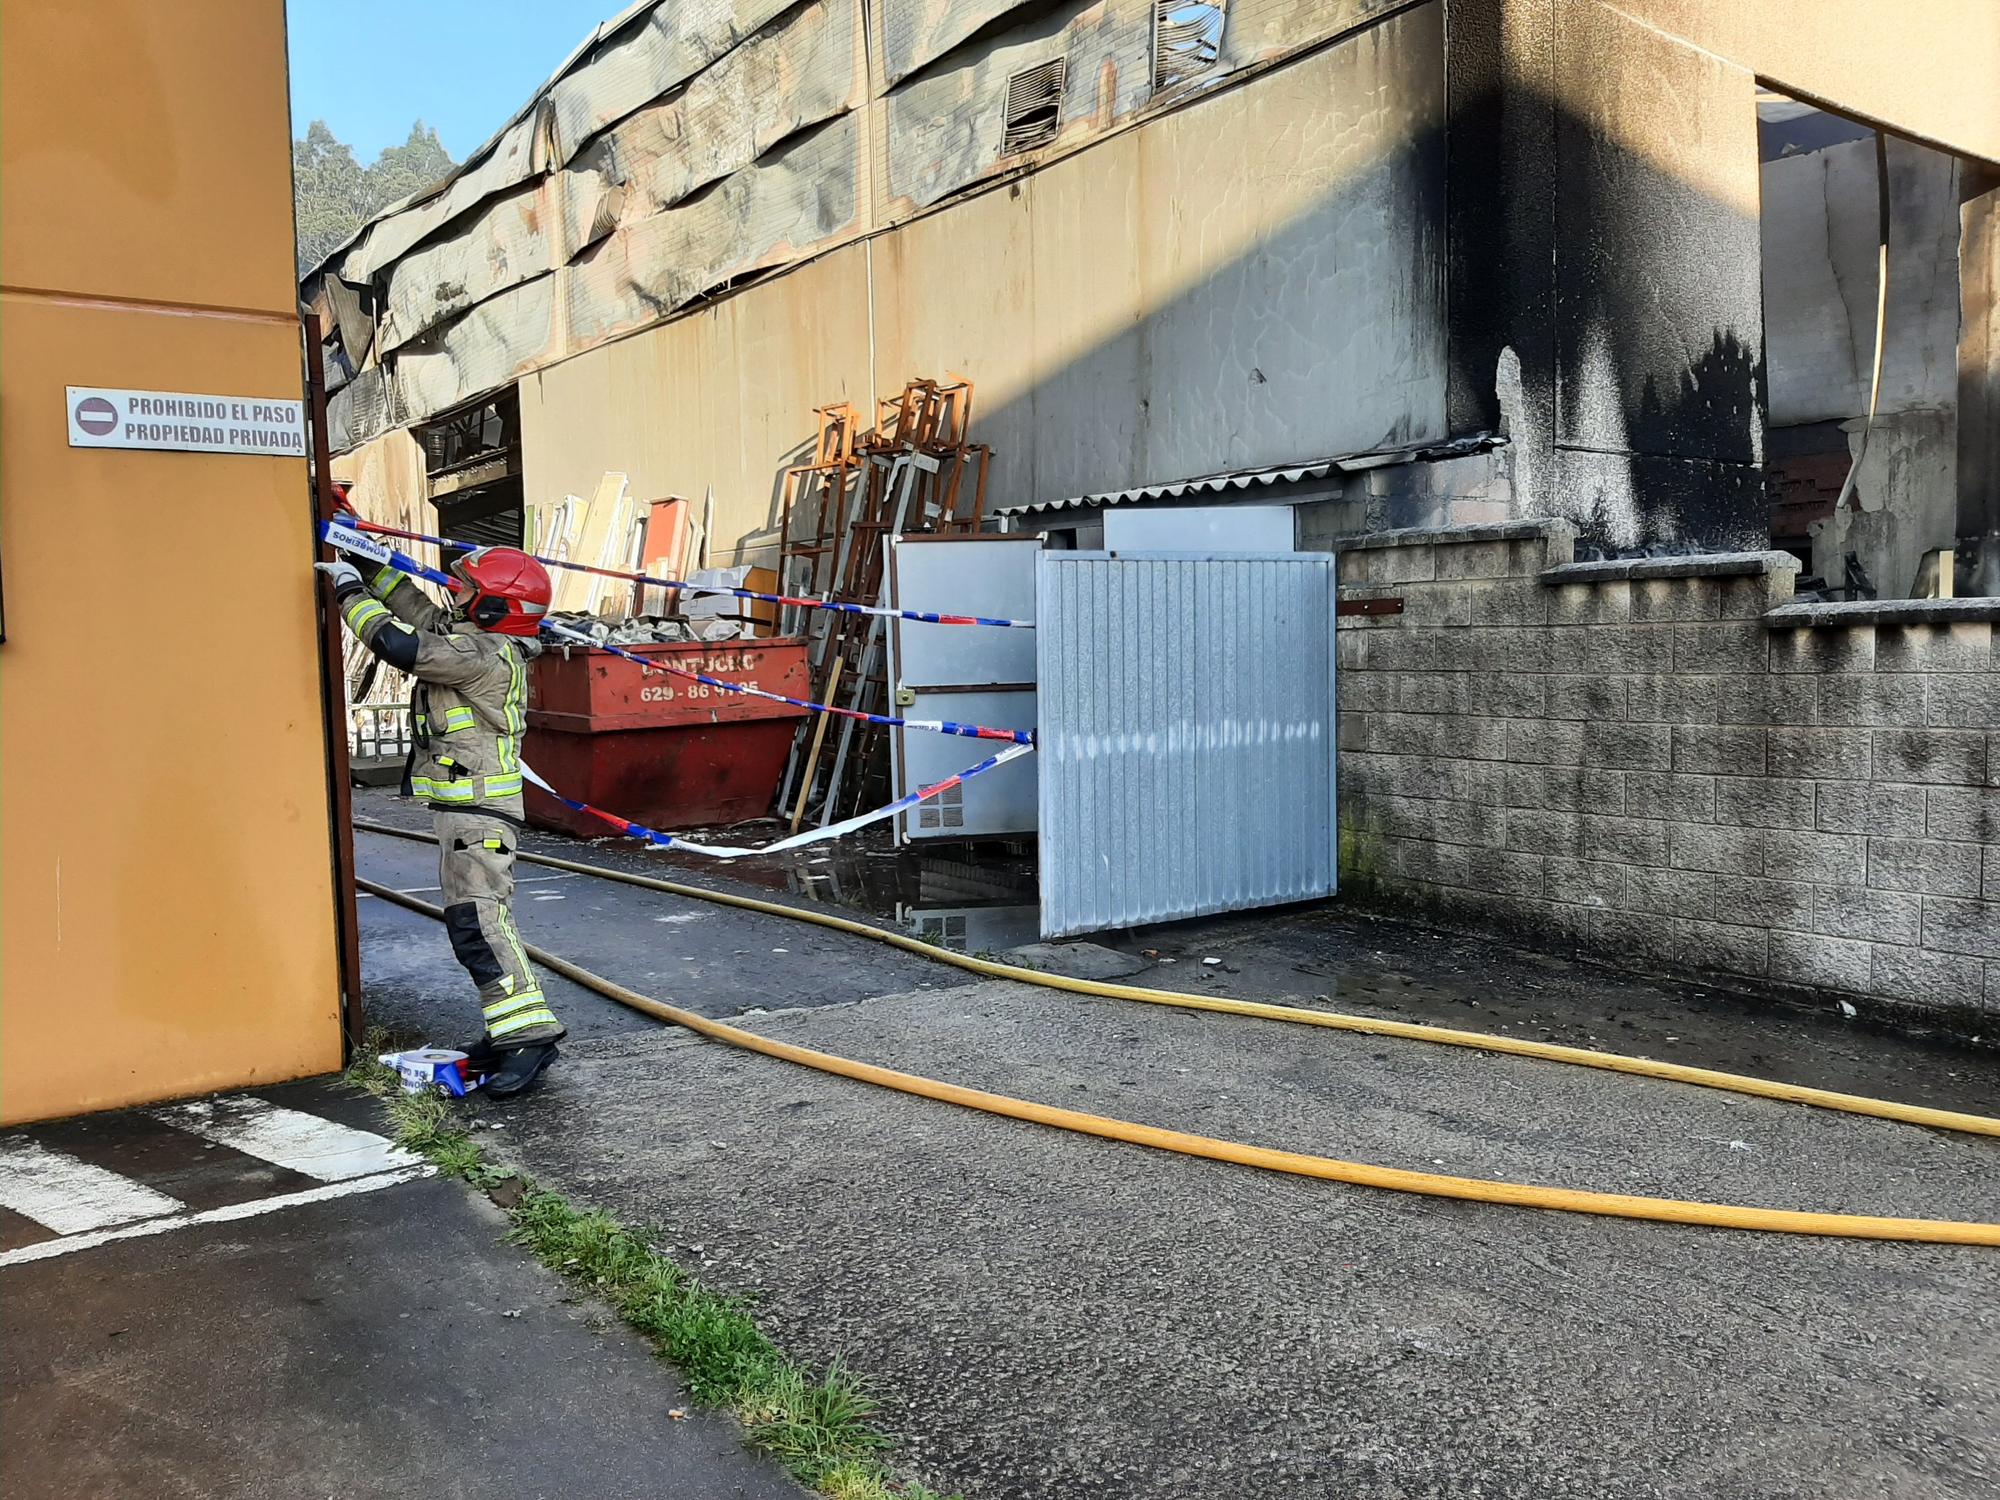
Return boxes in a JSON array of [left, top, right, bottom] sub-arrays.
[[1446, 0, 1769, 555]]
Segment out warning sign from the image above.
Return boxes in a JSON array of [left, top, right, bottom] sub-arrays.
[[65, 385, 307, 457]]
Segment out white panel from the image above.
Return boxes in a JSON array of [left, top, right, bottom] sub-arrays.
[[888, 535, 1041, 685], [894, 689, 1040, 841], [1103, 505, 1295, 552], [887, 534, 1042, 841]]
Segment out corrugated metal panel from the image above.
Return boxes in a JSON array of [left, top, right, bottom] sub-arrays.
[[374, 0, 860, 361], [378, 177, 571, 354], [575, 0, 860, 219], [876, 0, 1398, 100], [312, 0, 796, 284], [995, 435, 1501, 515], [997, 459, 1337, 515], [339, 108, 553, 283], [326, 367, 397, 453], [880, 0, 1405, 213], [1036, 551, 1336, 938], [563, 111, 863, 347], [382, 110, 861, 429], [545, 0, 801, 163], [884, 0, 1151, 212], [878, 0, 1037, 91], [392, 275, 557, 427]]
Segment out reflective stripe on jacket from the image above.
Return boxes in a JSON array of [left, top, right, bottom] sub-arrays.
[[340, 569, 540, 820]]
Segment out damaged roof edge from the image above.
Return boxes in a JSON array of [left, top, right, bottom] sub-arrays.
[[994, 433, 1503, 515], [298, 0, 663, 284]]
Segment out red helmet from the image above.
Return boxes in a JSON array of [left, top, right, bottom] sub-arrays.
[[449, 547, 551, 637]]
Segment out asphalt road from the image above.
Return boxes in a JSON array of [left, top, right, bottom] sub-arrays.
[[347, 796, 2000, 1500], [354, 818, 950, 1046]]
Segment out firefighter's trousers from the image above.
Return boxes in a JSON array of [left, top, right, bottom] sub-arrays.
[[435, 810, 564, 1046]]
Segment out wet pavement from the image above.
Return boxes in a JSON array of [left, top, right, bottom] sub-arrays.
[[0, 1078, 804, 1500], [350, 787, 2000, 1500], [353, 787, 1998, 1117], [354, 798, 952, 1045]]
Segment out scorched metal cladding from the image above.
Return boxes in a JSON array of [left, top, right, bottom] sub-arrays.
[[303, 0, 1408, 451]]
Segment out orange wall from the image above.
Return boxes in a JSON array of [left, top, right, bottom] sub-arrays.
[[0, 0, 343, 1122]]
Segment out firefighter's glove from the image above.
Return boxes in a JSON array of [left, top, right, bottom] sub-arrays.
[[315, 559, 364, 596]]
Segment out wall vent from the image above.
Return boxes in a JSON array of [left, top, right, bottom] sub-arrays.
[[917, 780, 966, 830], [1002, 58, 1067, 155], [916, 913, 969, 948], [1152, 0, 1225, 91]]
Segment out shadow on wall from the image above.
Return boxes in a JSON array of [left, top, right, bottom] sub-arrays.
[[762, 430, 818, 548], [1448, 0, 1777, 554], [742, 6, 1454, 545], [729, 1, 1870, 561]]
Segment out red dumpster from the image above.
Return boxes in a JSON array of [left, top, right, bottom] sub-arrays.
[[523, 638, 810, 835]]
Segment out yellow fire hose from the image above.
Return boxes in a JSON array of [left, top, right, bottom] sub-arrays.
[[353, 820, 2000, 1141], [354, 873, 1998, 1245]]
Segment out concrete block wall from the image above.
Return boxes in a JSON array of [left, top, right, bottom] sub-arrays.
[[1332, 520, 2000, 1031]]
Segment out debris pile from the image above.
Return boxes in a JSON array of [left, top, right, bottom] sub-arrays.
[[546, 563, 761, 647]]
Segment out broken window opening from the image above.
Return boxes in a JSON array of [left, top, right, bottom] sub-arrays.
[[416, 388, 524, 557], [1001, 58, 1067, 155], [1152, 0, 1225, 93], [1754, 87, 1997, 599]]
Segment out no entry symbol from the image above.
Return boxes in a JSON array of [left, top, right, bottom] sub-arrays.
[[74, 396, 118, 436]]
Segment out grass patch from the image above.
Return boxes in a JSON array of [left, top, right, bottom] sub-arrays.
[[342, 1025, 405, 1096], [349, 1050, 948, 1499]]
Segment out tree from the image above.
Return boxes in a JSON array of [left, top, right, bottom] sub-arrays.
[[293, 120, 367, 270], [368, 122, 456, 215], [293, 119, 455, 272]]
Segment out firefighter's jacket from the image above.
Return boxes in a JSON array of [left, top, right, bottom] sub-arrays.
[[335, 563, 539, 821]]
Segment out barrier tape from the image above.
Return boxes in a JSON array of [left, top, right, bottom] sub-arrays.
[[322, 522, 1036, 747], [521, 743, 1034, 859], [322, 521, 1036, 855], [343, 515, 1035, 629], [322, 520, 459, 590], [542, 619, 1035, 745]]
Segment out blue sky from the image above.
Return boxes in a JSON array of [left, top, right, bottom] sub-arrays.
[[286, 0, 620, 161]]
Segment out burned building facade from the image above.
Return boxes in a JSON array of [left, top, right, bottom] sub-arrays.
[[307, 0, 2000, 597]]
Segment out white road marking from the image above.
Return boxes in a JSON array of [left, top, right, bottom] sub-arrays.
[[0, 1137, 185, 1233], [0, 1167, 432, 1268], [151, 1096, 420, 1182]]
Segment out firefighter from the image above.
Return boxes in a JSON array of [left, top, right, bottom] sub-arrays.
[[317, 545, 565, 1097]]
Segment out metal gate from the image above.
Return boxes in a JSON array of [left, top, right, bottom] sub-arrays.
[[1036, 551, 1337, 939]]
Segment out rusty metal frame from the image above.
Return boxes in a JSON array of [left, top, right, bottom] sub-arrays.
[[774, 374, 996, 822]]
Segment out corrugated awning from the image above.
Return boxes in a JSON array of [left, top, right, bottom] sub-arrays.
[[995, 434, 1501, 517]]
